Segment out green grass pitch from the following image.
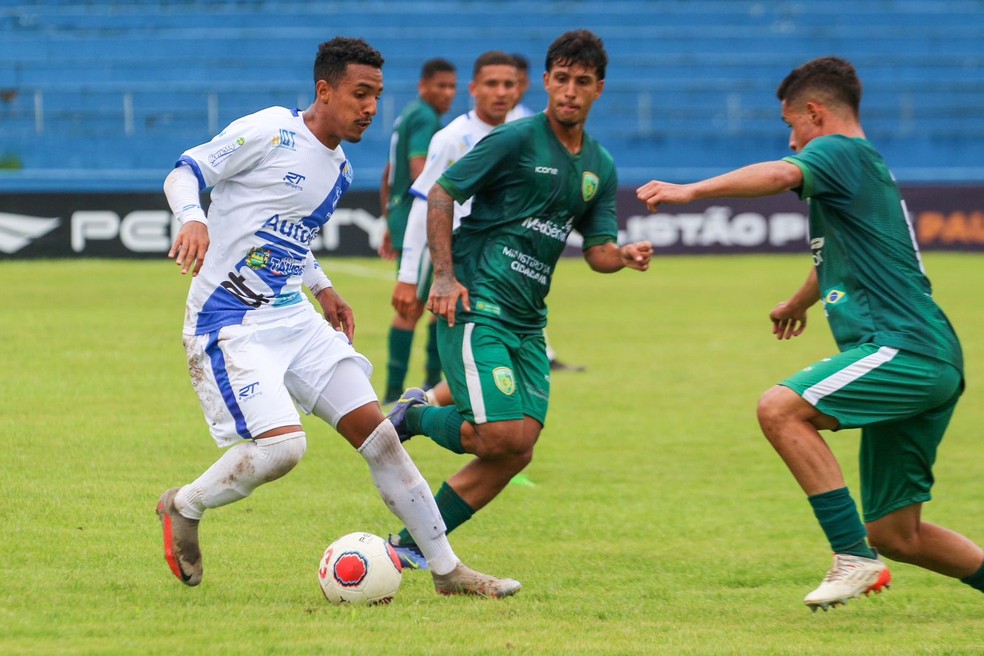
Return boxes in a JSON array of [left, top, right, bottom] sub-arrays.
[[2, 253, 982, 655]]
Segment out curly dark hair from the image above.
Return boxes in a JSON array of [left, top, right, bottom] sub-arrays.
[[544, 29, 607, 80], [314, 37, 384, 87], [776, 56, 862, 116]]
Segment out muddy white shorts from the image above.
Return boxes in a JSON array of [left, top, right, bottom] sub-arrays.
[[184, 305, 375, 446]]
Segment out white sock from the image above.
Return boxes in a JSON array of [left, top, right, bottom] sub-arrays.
[[175, 431, 307, 521], [358, 420, 458, 575]]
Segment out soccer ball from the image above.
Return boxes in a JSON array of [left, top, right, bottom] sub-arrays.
[[318, 532, 403, 605]]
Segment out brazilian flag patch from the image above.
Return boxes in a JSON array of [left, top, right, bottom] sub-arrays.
[[824, 289, 847, 304], [581, 171, 600, 202], [492, 367, 516, 396]]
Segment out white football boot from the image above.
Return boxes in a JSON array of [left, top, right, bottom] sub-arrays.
[[432, 562, 521, 598], [804, 552, 891, 612]]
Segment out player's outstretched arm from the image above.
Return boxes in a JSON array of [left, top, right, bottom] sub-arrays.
[[636, 161, 803, 212], [583, 241, 653, 273]]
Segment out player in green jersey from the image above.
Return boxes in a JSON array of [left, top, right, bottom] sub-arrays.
[[380, 58, 456, 403], [385, 30, 653, 569], [637, 56, 983, 611]]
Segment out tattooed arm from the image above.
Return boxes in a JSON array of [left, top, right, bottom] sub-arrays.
[[425, 183, 470, 327]]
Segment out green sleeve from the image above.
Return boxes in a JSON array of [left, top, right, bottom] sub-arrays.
[[437, 124, 520, 204], [784, 136, 860, 207]]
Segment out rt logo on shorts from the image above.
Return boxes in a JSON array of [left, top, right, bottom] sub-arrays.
[[492, 367, 516, 396], [239, 382, 260, 400]]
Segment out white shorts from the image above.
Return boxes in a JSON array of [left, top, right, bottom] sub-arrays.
[[184, 305, 375, 447]]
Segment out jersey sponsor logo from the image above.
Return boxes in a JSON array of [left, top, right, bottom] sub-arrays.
[[245, 246, 304, 277], [221, 272, 270, 308], [274, 129, 296, 150], [534, 166, 558, 175], [208, 138, 245, 164], [520, 217, 574, 243], [0, 212, 61, 254], [581, 172, 600, 202], [492, 367, 516, 396], [261, 214, 320, 246], [474, 300, 501, 316], [824, 288, 846, 305], [283, 171, 306, 190]]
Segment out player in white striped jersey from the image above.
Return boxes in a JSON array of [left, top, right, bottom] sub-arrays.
[[155, 37, 520, 599], [393, 51, 518, 323]]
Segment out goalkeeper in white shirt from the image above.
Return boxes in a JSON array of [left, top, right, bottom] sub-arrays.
[[155, 36, 519, 598]]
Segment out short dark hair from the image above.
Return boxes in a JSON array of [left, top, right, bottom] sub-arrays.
[[776, 56, 862, 116], [421, 58, 456, 80], [472, 51, 517, 78], [545, 29, 607, 81], [314, 37, 384, 87], [510, 53, 530, 73]]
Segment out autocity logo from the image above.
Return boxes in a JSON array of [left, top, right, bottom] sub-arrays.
[[0, 213, 61, 254]]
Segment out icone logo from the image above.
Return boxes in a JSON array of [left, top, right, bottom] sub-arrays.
[[534, 166, 558, 175]]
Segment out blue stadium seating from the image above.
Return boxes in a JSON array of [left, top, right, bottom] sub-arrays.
[[1, 0, 982, 191]]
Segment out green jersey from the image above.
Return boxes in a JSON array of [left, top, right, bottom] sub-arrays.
[[437, 113, 618, 332], [784, 135, 963, 371], [386, 99, 441, 247]]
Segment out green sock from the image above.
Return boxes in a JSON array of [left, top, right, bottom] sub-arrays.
[[808, 487, 877, 559], [385, 326, 414, 400], [960, 561, 984, 593], [425, 321, 442, 387], [416, 406, 465, 454], [398, 482, 476, 547]]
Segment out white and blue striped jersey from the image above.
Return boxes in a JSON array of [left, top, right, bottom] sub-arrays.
[[398, 111, 497, 284], [176, 106, 352, 336]]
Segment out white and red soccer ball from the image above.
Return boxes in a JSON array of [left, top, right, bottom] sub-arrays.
[[318, 532, 403, 605]]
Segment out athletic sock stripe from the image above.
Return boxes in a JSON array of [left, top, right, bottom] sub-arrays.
[[461, 323, 486, 424], [802, 346, 899, 406]]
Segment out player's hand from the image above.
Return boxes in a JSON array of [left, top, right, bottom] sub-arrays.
[[377, 228, 397, 261], [635, 180, 695, 212], [317, 287, 356, 342], [769, 301, 808, 340], [392, 282, 425, 323], [620, 241, 654, 271], [168, 221, 209, 276], [427, 273, 470, 327]]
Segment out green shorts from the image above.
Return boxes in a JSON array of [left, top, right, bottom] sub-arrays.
[[437, 320, 550, 425], [781, 343, 964, 522]]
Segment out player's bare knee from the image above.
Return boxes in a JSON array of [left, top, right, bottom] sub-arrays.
[[756, 387, 787, 439], [472, 422, 534, 459]]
